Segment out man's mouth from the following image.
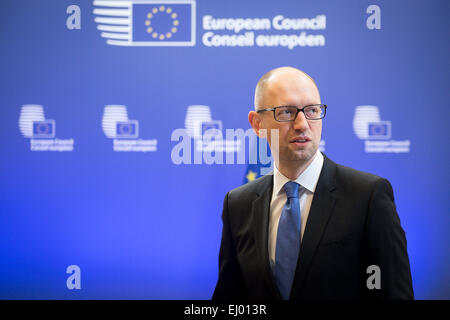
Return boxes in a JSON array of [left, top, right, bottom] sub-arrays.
[[290, 136, 311, 144]]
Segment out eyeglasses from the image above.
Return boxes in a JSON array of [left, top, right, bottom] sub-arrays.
[[256, 104, 327, 122]]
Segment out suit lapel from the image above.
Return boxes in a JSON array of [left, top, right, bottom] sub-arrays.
[[290, 155, 338, 298], [251, 175, 281, 299]]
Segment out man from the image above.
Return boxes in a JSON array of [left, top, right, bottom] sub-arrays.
[[212, 67, 414, 300]]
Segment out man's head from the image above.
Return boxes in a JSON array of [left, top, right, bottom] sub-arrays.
[[249, 67, 323, 170]]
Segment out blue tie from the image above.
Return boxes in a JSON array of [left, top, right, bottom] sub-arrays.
[[274, 181, 301, 300]]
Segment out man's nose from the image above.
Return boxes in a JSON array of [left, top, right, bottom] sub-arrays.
[[292, 111, 309, 131]]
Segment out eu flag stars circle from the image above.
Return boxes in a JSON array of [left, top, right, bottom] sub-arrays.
[[145, 6, 179, 40]]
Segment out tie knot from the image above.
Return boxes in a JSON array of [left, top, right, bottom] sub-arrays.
[[284, 181, 300, 199]]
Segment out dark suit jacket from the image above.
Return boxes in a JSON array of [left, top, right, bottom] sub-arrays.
[[213, 154, 414, 300]]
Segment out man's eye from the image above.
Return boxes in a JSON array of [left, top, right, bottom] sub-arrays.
[[277, 109, 288, 115]]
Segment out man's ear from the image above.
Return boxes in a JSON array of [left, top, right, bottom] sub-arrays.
[[248, 111, 262, 137]]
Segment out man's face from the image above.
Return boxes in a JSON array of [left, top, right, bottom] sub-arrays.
[[256, 72, 322, 164]]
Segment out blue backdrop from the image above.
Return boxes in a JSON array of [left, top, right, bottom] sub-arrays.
[[0, 0, 449, 299]]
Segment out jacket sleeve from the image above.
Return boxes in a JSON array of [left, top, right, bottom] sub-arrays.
[[363, 178, 414, 299], [212, 192, 250, 300]]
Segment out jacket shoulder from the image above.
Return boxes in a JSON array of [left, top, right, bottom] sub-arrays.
[[336, 163, 382, 183], [331, 159, 391, 196], [227, 174, 272, 202]]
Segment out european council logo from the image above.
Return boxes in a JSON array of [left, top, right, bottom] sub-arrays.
[[102, 105, 138, 138], [102, 105, 157, 152], [353, 105, 410, 153], [353, 106, 391, 140], [93, 0, 196, 46], [18, 104, 74, 152], [18, 105, 56, 139]]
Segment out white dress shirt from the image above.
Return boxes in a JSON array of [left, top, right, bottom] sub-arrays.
[[268, 150, 324, 269]]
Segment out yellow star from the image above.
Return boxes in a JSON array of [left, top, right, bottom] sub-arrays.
[[246, 170, 257, 182]]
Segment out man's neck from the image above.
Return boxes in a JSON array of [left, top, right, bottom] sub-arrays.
[[276, 152, 317, 180]]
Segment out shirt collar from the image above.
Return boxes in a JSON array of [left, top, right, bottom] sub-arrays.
[[273, 150, 324, 196]]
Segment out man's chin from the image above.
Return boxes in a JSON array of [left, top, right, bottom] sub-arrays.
[[284, 147, 317, 162]]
